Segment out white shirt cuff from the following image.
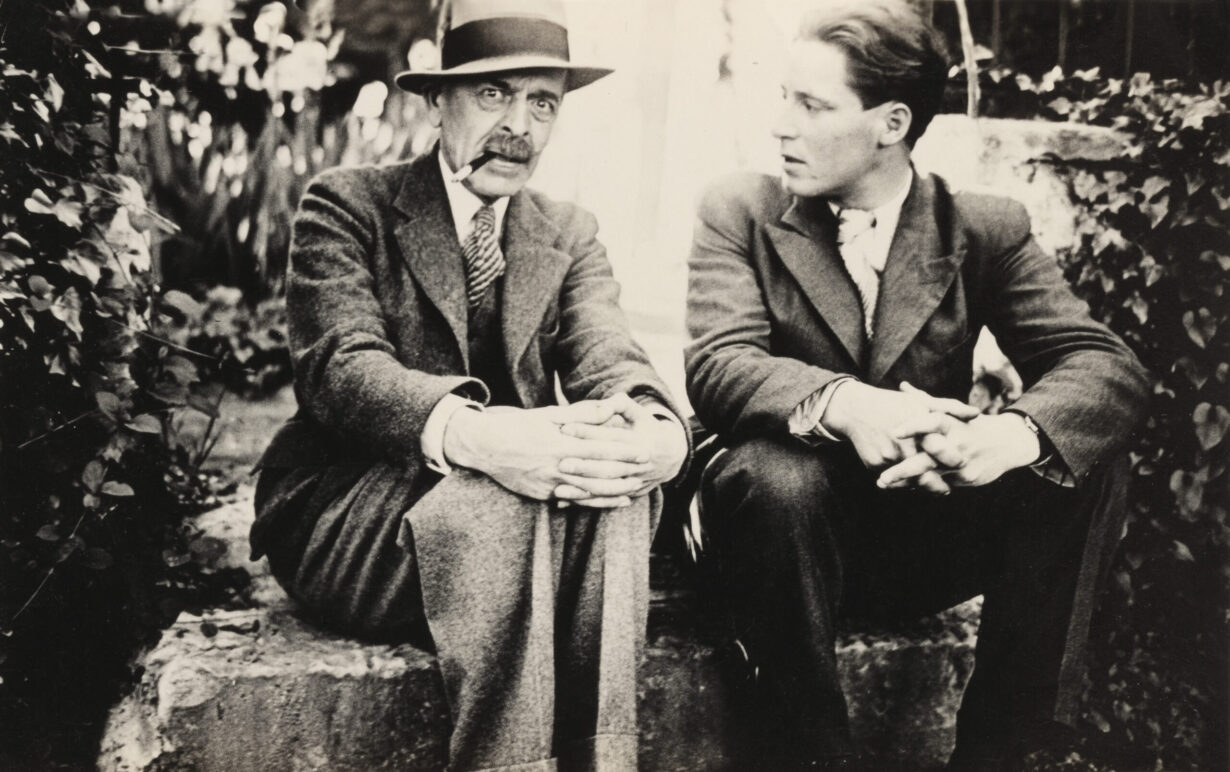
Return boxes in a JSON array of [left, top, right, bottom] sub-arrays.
[[789, 377, 856, 444], [421, 393, 483, 475]]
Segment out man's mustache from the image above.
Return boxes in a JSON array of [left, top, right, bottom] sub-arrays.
[[483, 136, 534, 163]]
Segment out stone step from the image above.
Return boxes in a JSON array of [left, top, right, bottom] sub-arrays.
[[98, 496, 980, 771]]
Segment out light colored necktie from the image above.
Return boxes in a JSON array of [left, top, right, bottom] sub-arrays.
[[836, 208, 878, 338], [461, 204, 505, 306]]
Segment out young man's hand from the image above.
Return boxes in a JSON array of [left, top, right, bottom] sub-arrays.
[[876, 411, 1041, 492], [821, 380, 982, 493]]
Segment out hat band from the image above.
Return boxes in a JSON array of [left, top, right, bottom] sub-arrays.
[[441, 17, 570, 71]]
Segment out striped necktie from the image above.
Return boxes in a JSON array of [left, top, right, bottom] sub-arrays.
[[836, 208, 878, 338], [462, 204, 505, 306]]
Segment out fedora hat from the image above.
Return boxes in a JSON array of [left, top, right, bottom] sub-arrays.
[[395, 0, 612, 94]]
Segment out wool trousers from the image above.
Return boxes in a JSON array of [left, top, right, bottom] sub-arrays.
[[699, 437, 1126, 769], [257, 464, 658, 772]]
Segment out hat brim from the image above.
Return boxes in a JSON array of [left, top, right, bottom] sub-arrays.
[[395, 55, 613, 94]]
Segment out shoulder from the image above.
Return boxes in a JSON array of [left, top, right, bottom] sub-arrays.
[[697, 171, 787, 225], [304, 161, 415, 210], [945, 179, 1034, 255], [518, 187, 604, 245]]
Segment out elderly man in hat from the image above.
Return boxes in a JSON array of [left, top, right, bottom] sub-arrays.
[[250, 1, 689, 769]]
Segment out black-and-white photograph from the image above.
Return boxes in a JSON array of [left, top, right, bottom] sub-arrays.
[[0, 0, 1226, 770]]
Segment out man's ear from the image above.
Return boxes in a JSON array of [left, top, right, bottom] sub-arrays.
[[423, 85, 444, 128], [879, 102, 913, 148]]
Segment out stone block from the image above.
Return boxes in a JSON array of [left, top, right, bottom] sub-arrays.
[[100, 497, 978, 771]]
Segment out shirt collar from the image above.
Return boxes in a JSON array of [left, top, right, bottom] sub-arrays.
[[826, 168, 914, 231], [438, 149, 510, 242]]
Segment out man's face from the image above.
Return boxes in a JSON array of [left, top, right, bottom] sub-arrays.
[[429, 69, 567, 200], [773, 40, 891, 201]]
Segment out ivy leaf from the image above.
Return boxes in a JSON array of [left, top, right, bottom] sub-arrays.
[[1182, 309, 1219, 348], [102, 208, 151, 275], [27, 275, 52, 297], [1139, 254, 1165, 287], [95, 391, 122, 420], [1141, 194, 1169, 229], [35, 524, 60, 542], [1170, 467, 1209, 517], [0, 122, 25, 146], [158, 289, 203, 323], [51, 198, 84, 229], [1126, 292, 1148, 324], [124, 414, 162, 434], [1141, 176, 1169, 200], [1174, 357, 1209, 389], [101, 481, 135, 497], [187, 383, 223, 418], [163, 355, 200, 386], [49, 287, 83, 337], [61, 252, 102, 285], [81, 459, 105, 492], [55, 536, 84, 564], [23, 188, 55, 215], [80, 547, 114, 570], [1193, 403, 1230, 451], [1173, 541, 1195, 562]]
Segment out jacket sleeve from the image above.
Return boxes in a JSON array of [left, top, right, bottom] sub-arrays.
[[980, 200, 1149, 482], [286, 171, 485, 461], [551, 206, 693, 478], [684, 177, 846, 439]]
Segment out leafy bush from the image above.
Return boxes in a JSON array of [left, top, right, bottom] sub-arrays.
[[178, 286, 292, 396], [1010, 71, 1229, 771], [0, 3, 249, 766], [124, 0, 437, 301]]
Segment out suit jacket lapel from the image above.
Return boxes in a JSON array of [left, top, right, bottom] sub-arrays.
[[869, 174, 966, 384], [767, 196, 868, 367], [393, 154, 470, 370], [501, 191, 571, 396]]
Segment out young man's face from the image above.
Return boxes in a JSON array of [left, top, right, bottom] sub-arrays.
[[429, 69, 567, 200], [773, 40, 892, 201]]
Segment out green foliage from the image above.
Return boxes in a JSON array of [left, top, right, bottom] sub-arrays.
[[179, 286, 292, 396], [0, 1, 249, 765], [1013, 71, 1229, 771], [123, 0, 435, 300]]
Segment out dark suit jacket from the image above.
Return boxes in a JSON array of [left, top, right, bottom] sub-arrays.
[[252, 152, 687, 558], [684, 171, 1148, 484]]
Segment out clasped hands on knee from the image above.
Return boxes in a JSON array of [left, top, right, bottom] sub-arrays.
[[441, 393, 686, 510], [822, 380, 1040, 495]]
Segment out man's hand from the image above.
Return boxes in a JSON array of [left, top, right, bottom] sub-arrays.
[[556, 393, 688, 505], [442, 399, 654, 508], [876, 411, 1042, 491], [821, 380, 982, 479]]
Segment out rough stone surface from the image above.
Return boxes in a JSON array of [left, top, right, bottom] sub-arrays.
[[100, 497, 979, 771]]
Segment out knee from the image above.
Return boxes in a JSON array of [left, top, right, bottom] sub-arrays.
[[704, 438, 844, 526]]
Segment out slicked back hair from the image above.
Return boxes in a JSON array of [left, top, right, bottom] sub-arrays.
[[796, 0, 949, 146]]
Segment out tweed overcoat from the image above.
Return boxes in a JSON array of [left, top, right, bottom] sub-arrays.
[[252, 151, 685, 566], [684, 171, 1149, 719]]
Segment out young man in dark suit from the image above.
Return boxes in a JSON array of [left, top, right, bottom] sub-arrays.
[[684, 1, 1148, 768], [250, 2, 688, 769]]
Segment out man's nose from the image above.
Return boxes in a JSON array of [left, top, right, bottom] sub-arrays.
[[500, 96, 532, 136], [771, 103, 796, 140]]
